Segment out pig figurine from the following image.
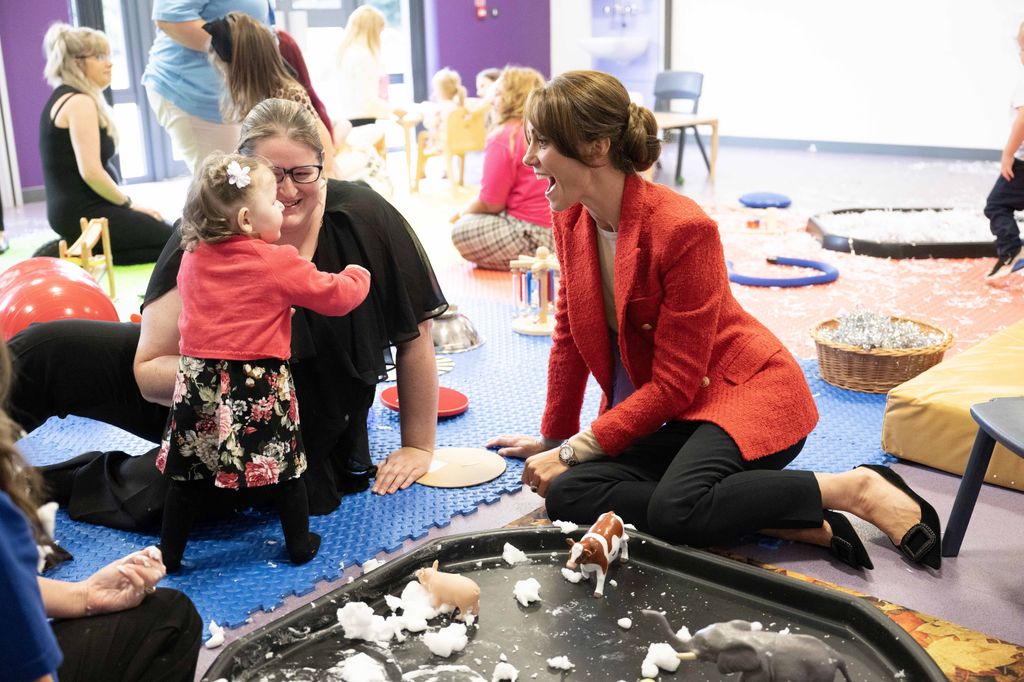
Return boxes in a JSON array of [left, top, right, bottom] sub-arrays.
[[566, 511, 629, 598], [416, 559, 481, 621]]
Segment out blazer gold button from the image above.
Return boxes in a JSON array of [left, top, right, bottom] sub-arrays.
[[641, 323, 653, 330], [701, 376, 710, 387]]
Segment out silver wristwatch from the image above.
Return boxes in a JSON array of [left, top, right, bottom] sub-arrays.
[[558, 440, 578, 467]]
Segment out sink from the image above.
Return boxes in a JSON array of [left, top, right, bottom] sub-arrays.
[[578, 36, 649, 63]]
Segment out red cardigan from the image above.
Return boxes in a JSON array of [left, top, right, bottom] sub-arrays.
[[540, 174, 818, 460], [178, 236, 370, 361]]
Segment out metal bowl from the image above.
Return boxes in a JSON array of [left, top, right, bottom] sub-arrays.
[[431, 304, 484, 353]]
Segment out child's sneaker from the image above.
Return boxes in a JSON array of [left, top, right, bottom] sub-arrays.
[[985, 247, 1023, 280]]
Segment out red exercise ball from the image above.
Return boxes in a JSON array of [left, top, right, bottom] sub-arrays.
[[0, 257, 97, 295], [0, 272, 118, 341]]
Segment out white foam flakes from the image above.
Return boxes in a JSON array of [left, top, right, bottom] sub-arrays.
[[334, 652, 386, 681], [617, 617, 632, 629], [513, 578, 541, 606], [502, 543, 530, 566], [550, 520, 579, 534], [492, 660, 519, 681], [546, 655, 574, 670], [362, 558, 384, 573], [423, 622, 468, 657], [560, 567, 584, 583], [204, 620, 225, 649], [641, 642, 681, 678]]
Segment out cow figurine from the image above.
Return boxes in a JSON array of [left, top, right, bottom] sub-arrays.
[[416, 559, 481, 621], [565, 511, 629, 598]]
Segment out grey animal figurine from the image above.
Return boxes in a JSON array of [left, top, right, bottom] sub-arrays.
[[642, 611, 852, 682]]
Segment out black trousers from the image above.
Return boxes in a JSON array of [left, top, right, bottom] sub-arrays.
[[984, 158, 1024, 257], [52, 588, 201, 682], [545, 421, 821, 547]]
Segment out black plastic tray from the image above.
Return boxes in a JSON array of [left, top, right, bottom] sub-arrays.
[[203, 527, 945, 681], [807, 207, 997, 259]]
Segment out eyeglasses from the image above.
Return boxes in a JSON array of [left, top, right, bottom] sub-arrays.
[[76, 53, 111, 63], [270, 165, 323, 184]]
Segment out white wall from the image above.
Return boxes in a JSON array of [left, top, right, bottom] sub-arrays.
[[668, 0, 1023, 150], [550, 0, 592, 77]]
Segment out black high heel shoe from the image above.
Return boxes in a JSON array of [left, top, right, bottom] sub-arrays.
[[823, 510, 873, 570], [859, 464, 941, 569]]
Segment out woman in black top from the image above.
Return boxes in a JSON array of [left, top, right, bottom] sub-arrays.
[[40, 23, 172, 264], [10, 99, 447, 531]]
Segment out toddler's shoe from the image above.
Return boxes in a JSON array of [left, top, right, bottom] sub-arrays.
[[985, 247, 1023, 280]]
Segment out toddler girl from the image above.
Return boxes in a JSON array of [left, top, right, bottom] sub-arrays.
[[157, 152, 371, 572], [418, 67, 468, 156]]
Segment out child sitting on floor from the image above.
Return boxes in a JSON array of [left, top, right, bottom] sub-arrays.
[[157, 152, 371, 572]]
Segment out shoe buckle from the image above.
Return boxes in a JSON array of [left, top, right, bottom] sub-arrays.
[[830, 536, 855, 565], [899, 523, 936, 562]]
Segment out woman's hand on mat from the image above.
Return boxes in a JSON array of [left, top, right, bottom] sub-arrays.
[[521, 449, 567, 498], [83, 546, 166, 615], [449, 210, 462, 223], [134, 204, 164, 222], [486, 435, 547, 459], [373, 446, 432, 495]]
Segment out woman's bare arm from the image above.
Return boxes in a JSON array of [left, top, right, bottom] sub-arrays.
[[133, 288, 183, 407], [371, 319, 437, 494], [156, 19, 210, 52]]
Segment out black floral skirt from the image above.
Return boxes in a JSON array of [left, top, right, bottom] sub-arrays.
[[157, 356, 306, 489]]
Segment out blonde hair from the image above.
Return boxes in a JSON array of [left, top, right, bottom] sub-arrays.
[[432, 67, 466, 107], [237, 98, 324, 163], [0, 342, 46, 544], [492, 66, 544, 127], [211, 12, 304, 123], [180, 152, 272, 251], [42, 22, 118, 144], [338, 5, 385, 62], [524, 70, 660, 175]]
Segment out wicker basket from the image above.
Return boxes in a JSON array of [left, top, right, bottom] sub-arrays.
[[810, 317, 954, 393]]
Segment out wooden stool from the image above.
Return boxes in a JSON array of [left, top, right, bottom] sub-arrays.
[[59, 217, 115, 298]]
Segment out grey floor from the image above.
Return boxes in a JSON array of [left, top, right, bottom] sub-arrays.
[[3, 141, 1022, 678]]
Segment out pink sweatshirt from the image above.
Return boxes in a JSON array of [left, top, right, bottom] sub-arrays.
[[177, 236, 371, 361], [479, 122, 552, 228]]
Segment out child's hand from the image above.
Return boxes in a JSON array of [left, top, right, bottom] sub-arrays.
[[343, 264, 370, 278], [1002, 154, 1015, 181]]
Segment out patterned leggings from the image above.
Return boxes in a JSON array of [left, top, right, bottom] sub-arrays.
[[451, 211, 554, 270]]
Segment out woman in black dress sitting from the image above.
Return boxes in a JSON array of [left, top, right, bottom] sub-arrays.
[[39, 23, 173, 264]]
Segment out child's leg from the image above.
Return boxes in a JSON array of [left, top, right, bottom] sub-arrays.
[[984, 162, 1024, 256], [275, 477, 320, 565], [160, 479, 207, 573]]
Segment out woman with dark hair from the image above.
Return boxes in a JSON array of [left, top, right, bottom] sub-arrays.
[[10, 99, 447, 532], [0, 341, 202, 681], [275, 27, 334, 141], [490, 71, 942, 572], [203, 12, 335, 175]]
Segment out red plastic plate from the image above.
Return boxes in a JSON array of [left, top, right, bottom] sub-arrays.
[[380, 386, 468, 418]]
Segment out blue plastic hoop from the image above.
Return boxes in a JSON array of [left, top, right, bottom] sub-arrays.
[[727, 256, 839, 287]]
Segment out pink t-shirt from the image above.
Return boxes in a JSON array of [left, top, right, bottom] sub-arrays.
[[478, 122, 552, 228]]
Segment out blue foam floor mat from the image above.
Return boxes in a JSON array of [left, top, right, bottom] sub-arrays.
[[17, 298, 892, 634]]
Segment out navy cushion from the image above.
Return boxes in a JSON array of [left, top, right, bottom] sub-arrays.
[[739, 192, 792, 209]]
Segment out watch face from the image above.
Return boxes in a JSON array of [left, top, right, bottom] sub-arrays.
[[559, 443, 575, 466]]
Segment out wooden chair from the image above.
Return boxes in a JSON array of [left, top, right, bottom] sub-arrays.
[[59, 217, 115, 298], [414, 105, 487, 193]]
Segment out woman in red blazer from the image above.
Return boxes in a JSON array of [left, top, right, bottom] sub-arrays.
[[489, 71, 941, 570]]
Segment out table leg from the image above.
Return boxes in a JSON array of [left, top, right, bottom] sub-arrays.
[[403, 123, 415, 192], [709, 121, 719, 181]]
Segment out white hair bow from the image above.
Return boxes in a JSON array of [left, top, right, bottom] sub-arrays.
[[226, 160, 252, 189]]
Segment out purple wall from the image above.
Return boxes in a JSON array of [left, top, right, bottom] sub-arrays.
[[425, 0, 551, 94], [0, 0, 70, 189]]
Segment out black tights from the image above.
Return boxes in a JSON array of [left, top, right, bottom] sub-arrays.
[[160, 476, 320, 572]]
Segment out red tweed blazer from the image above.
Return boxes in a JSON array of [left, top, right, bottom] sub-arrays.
[[539, 174, 818, 460]]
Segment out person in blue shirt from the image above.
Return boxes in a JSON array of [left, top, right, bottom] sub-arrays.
[[0, 342, 202, 682], [142, 0, 270, 172]]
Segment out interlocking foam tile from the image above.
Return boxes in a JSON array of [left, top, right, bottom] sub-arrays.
[[17, 298, 891, 633]]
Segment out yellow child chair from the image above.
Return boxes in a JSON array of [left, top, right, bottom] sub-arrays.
[[414, 105, 487, 193], [59, 217, 115, 298]]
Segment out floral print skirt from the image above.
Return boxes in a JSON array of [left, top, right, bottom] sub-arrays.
[[157, 356, 306, 489]]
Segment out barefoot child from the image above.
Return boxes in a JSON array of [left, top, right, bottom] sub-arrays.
[[157, 152, 371, 572]]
